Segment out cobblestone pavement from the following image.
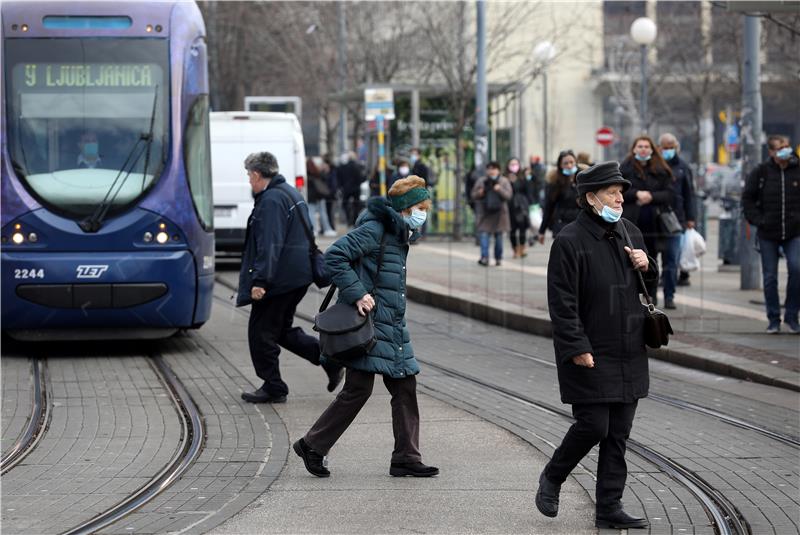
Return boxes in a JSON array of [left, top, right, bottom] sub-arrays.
[[1, 355, 182, 535], [1, 355, 34, 460], [289, 283, 800, 535]]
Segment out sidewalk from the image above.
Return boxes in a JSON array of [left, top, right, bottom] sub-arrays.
[[331, 219, 799, 391]]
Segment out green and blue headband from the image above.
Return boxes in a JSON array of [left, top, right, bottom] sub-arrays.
[[390, 187, 430, 211]]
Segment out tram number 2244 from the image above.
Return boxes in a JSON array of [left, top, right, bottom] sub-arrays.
[[14, 268, 45, 279]]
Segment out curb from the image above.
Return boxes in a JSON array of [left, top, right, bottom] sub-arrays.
[[406, 281, 800, 393]]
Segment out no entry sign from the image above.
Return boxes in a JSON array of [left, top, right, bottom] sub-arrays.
[[596, 127, 615, 146]]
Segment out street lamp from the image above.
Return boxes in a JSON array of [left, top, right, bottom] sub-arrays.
[[630, 17, 657, 133], [534, 41, 556, 166]]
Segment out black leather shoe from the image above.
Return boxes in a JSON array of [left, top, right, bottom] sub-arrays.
[[664, 299, 676, 310], [389, 462, 439, 477], [241, 386, 287, 404], [535, 471, 560, 518], [324, 365, 344, 392], [293, 438, 330, 477], [595, 508, 649, 529]]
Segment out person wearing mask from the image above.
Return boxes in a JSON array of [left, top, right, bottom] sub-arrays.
[[620, 136, 675, 306], [237, 152, 343, 404], [294, 175, 439, 478], [537, 150, 586, 244], [506, 157, 532, 258], [410, 148, 435, 237], [536, 162, 655, 530], [389, 158, 411, 192], [471, 161, 513, 266], [742, 135, 800, 334], [529, 155, 547, 205], [338, 151, 365, 227], [77, 131, 102, 169], [659, 134, 697, 300]]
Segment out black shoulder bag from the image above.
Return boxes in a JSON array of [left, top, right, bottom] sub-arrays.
[[276, 186, 331, 288], [313, 234, 387, 361], [618, 222, 674, 348]]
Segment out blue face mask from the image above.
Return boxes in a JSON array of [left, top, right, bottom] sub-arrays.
[[83, 142, 99, 158], [634, 153, 651, 162], [403, 209, 427, 229], [776, 147, 793, 160], [591, 195, 622, 223], [409, 154, 418, 164], [562, 166, 578, 176], [661, 148, 676, 161]]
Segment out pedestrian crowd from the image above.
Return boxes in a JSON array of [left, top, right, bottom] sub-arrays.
[[231, 129, 798, 531]]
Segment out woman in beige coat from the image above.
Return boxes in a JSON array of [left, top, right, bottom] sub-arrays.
[[471, 160, 513, 266]]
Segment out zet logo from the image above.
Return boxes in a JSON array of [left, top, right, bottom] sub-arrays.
[[76, 265, 109, 279]]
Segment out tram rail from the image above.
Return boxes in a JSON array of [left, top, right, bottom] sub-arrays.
[[0, 357, 49, 475], [60, 355, 204, 535]]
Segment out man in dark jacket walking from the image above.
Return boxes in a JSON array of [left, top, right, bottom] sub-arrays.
[[659, 133, 697, 305], [237, 152, 343, 403], [535, 162, 657, 530], [337, 151, 365, 227], [741, 135, 800, 334]]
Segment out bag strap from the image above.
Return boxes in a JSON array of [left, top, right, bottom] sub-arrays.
[[318, 232, 388, 313], [617, 221, 654, 306], [275, 185, 317, 253]]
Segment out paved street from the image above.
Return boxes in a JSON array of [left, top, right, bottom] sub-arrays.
[[1, 237, 798, 534]]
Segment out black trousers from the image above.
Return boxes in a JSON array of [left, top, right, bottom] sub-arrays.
[[247, 285, 322, 397], [509, 219, 528, 248], [304, 369, 422, 463], [544, 401, 638, 510], [343, 191, 362, 227]]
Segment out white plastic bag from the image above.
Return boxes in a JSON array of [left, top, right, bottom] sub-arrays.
[[679, 228, 706, 272], [688, 228, 707, 257], [529, 204, 543, 232]]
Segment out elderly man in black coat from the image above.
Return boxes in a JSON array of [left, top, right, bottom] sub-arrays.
[[535, 162, 658, 530], [237, 152, 343, 403]]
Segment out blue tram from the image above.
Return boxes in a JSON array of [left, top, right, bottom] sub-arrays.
[[1, 1, 214, 340]]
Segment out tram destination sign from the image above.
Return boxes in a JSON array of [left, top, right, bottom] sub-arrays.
[[20, 63, 158, 88]]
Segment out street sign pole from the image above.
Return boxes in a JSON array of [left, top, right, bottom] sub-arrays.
[[377, 115, 386, 196]]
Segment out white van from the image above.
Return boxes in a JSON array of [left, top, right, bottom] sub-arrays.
[[210, 111, 307, 252]]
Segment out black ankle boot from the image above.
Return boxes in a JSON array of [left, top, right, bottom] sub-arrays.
[[595, 507, 649, 529], [535, 471, 561, 517]]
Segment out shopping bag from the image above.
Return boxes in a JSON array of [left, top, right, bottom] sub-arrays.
[[529, 204, 543, 232], [679, 229, 702, 272]]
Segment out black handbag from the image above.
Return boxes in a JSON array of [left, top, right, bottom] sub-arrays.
[[313, 234, 387, 361], [277, 186, 331, 288], [656, 207, 683, 235], [619, 223, 674, 348]]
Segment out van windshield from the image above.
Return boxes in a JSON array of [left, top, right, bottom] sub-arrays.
[[4, 38, 169, 218]]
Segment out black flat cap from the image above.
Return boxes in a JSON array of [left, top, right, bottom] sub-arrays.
[[575, 161, 631, 195]]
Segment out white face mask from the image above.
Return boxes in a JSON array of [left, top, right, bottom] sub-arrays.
[[399, 166, 410, 176]]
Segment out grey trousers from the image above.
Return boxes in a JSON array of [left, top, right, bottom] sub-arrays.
[[304, 368, 422, 463]]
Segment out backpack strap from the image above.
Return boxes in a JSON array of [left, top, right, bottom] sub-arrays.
[[275, 185, 317, 254]]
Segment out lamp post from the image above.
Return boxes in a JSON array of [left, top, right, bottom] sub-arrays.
[[534, 41, 556, 165], [630, 17, 657, 134]]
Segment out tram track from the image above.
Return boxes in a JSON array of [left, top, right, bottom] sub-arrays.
[[0, 357, 50, 475], [57, 354, 204, 535], [214, 284, 752, 534]]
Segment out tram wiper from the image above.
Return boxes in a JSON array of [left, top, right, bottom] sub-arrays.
[[79, 88, 158, 233]]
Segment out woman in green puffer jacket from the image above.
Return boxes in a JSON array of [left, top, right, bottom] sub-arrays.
[[293, 175, 439, 479]]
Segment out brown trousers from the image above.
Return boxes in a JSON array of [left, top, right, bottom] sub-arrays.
[[304, 368, 422, 463]]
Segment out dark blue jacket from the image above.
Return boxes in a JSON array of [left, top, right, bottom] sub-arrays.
[[665, 155, 696, 226], [236, 175, 312, 306], [320, 197, 420, 378]]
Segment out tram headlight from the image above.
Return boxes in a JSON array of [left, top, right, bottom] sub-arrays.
[[156, 231, 169, 244], [12, 232, 25, 244]]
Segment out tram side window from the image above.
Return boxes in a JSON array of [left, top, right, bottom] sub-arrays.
[[184, 94, 213, 229]]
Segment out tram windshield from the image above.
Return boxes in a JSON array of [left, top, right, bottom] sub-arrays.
[[5, 38, 169, 218]]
